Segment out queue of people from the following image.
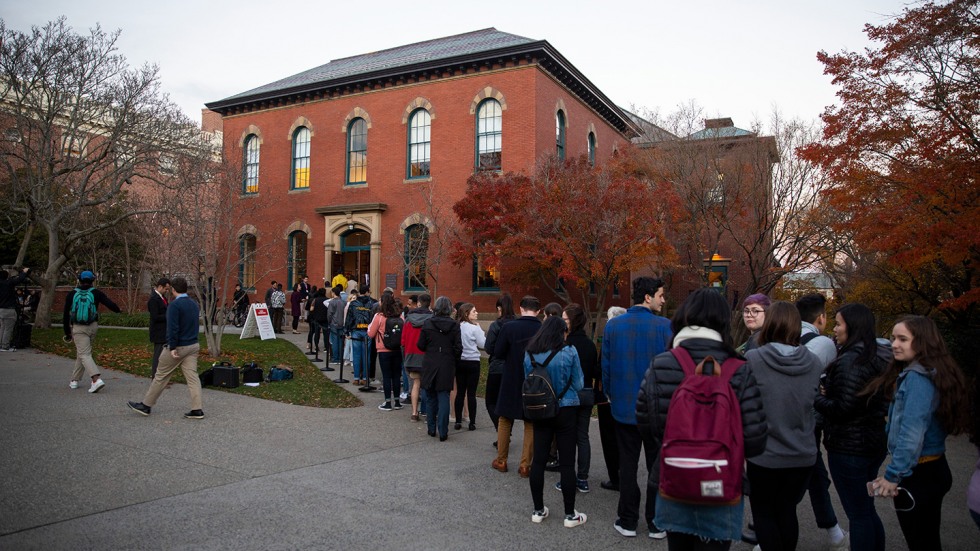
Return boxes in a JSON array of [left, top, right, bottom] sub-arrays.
[[40, 266, 976, 548]]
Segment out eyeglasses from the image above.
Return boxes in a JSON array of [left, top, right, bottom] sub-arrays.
[[742, 308, 765, 317]]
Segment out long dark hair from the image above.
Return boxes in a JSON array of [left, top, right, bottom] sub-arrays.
[[671, 288, 739, 357], [836, 303, 878, 365], [864, 315, 970, 435], [563, 303, 586, 335], [496, 293, 515, 320], [526, 316, 568, 355], [379, 293, 401, 318]]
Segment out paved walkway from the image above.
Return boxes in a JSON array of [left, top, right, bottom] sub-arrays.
[[0, 327, 977, 550]]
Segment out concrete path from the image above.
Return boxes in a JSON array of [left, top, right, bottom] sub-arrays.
[[0, 327, 977, 550]]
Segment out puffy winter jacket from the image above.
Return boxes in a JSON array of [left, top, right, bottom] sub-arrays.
[[813, 342, 891, 457], [417, 315, 461, 392], [636, 337, 768, 460], [401, 308, 432, 372]]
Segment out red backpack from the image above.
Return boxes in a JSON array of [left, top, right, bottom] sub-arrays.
[[659, 347, 745, 505]]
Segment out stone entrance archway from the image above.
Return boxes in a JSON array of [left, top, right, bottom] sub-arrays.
[[315, 203, 386, 297]]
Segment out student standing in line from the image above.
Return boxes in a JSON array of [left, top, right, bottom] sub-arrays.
[[868, 315, 969, 550], [525, 316, 586, 528], [744, 301, 823, 551], [558, 303, 596, 494], [455, 303, 485, 431], [813, 303, 891, 551], [417, 296, 461, 441]]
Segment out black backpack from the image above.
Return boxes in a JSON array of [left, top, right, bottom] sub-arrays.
[[382, 316, 404, 350], [522, 349, 571, 420]]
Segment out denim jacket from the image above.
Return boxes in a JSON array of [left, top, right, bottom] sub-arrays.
[[884, 362, 946, 483], [524, 346, 583, 408]]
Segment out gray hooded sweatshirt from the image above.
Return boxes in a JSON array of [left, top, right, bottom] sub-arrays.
[[745, 343, 824, 468]]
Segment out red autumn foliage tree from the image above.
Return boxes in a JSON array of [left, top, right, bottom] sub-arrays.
[[453, 154, 681, 336], [800, 0, 980, 323]]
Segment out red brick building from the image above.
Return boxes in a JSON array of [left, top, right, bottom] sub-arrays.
[[205, 28, 640, 310]]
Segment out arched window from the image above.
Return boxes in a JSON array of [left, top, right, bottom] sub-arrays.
[[476, 99, 502, 171], [556, 110, 566, 160], [239, 233, 257, 289], [243, 135, 260, 194], [347, 118, 367, 185], [291, 127, 310, 189], [287, 231, 307, 288], [587, 132, 596, 166], [407, 109, 431, 178], [404, 224, 428, 290]]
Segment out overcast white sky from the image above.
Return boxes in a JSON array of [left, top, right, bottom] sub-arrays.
[[3, 0, 908, 128]]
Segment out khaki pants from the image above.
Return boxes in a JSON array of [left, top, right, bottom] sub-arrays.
[[496, 416, 534, 470], [142, 343, 202, 411], [71, 323, 101, 381]]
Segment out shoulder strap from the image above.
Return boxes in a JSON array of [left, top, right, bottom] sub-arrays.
[[670, 347, 697, 377], [800, 332, 818, 345]]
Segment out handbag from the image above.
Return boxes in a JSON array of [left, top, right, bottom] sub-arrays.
[[577, 387, 595, 407]]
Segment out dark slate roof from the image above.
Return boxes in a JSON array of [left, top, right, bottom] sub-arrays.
[[206, 28, 641, 137], [220, 29, 536, 103]]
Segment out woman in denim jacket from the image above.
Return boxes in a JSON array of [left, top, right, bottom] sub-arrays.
[[523, 316, 586, 528], [867, 315, 969, 550]]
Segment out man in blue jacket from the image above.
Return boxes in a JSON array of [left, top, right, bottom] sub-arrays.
[[128, 277, 204, 419], [601, 276, 672, 539]]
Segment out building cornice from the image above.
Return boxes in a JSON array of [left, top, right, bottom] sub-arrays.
[[205, 41, 640, 138]]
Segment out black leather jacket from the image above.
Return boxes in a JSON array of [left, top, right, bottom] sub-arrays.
[[636, 338, 768, 459], [813, 343, 890, 457]]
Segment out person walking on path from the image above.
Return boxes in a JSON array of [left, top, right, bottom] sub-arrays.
[[492, 295, 542, 477], [127, 277, 204, 419], [525, 315, 587, 529], [602, 276, 672, 539], [63, 270, 121, 393], [147, 277, 170, 379], [0, 267, 30, 351], [868, 315, 970, 550]]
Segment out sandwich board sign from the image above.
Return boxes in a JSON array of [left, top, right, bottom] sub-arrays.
[[241, 303, 276, 340]]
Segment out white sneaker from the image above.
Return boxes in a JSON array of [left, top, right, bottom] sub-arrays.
[[69, 380, 79, 389], [399, 392, 409, 401], [649, 529, 667, 539], [88, 379, 105, 393], [564, 511, 587, 528], [531, 506, 549, 523], [830, 531, 849, 550]]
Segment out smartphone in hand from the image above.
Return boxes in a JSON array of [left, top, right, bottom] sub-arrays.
[[866, 481, 880, 497]]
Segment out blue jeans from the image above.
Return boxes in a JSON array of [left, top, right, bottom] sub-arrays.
[[330, 327, 343, 363], [426, 389, 450, 438], [350, 331, 368, 380], [827, 452, 885, 551]]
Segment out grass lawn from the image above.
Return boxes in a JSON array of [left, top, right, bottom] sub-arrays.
[[31, 327, 361, 409]]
